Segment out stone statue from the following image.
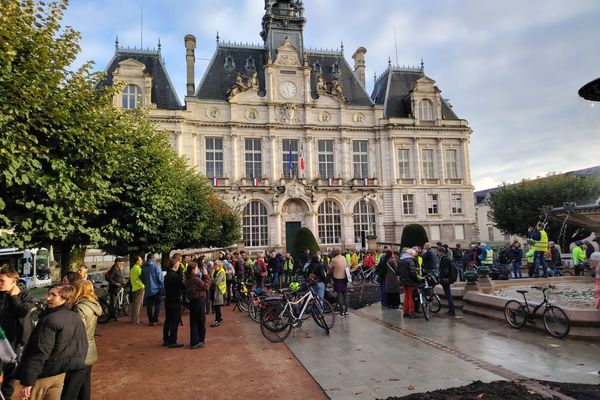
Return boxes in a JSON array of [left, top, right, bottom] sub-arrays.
[[226, 71, 259, 100], [317, 74, 327, 94]]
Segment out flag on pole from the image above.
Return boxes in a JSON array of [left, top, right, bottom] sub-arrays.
[[212, 177, 219, 186], [328, 177, 334, 187], [252, 177, 260, 186], [299, 145, 305, 171], [287, 146, 293, 178], [363, 177, 369, 187]]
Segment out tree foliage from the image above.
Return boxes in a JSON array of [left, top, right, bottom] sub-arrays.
[[400, 224, 429, 248], [0, 0, 240, 273], [489, 175, 600, 251], [292, 227, 320, 261]]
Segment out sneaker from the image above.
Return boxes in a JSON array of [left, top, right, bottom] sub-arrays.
[[445, 311, 456, 317], [169, 343, 184, 348], [191, 342, 205, 349], [210, 321, 220, 327]]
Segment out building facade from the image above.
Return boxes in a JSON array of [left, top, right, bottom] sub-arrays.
[[101, 0, 477, 253]]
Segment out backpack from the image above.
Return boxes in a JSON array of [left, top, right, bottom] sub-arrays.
[[306, 265, 318, 284], [448, 260, 459, 284]]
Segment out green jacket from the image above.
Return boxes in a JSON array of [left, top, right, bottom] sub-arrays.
[[572, 246, 586, 266], [129, 263, 145, 292], [526, 249, 535, 263], [73, 299, 102, 366]]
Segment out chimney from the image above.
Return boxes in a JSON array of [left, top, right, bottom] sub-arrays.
[[352, 47, 367, 88], [184, 34, 196, 96]]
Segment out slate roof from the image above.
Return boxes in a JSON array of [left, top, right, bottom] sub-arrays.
[[99, 48, 182, 110], [195, 44, 373, 106], [371, 67, 459, 120]]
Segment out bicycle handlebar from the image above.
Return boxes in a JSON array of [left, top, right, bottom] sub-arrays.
[[531, 285, 556, 291]]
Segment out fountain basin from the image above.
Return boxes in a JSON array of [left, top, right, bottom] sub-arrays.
[[461, 277, 600, 339]]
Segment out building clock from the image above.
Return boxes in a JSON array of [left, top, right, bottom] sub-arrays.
[[279, 81, 297, 99]]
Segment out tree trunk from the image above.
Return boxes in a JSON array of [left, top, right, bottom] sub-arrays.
[[58, 243, 86, 279]]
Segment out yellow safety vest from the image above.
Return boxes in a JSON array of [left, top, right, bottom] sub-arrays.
[[482, 249, 494, 265], [211, 268, 227, 295], [533, 230, 549, 252]]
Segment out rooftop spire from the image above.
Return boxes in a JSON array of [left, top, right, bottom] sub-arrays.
[[115, 35, 119, 51]]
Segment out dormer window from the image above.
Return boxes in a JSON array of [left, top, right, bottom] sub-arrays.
[[245, 57, 256, 72], [417, 99, 434, 121], [224, 55, 235, 71], [122, 84, 141, 109]]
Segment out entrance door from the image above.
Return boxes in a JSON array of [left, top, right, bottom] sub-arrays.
[[285, 222, 302, 254]]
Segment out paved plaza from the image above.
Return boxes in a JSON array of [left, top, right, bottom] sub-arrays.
[[286, 304, 600, 399]]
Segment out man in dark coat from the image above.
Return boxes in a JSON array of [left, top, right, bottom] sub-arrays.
[[0, 269, 35, 399], [163, 259, 185, 348], [422, 243, 437, 275], [107, 256, 125, 320], [438, 247, 456, 316], [16, 284, 87, 399]]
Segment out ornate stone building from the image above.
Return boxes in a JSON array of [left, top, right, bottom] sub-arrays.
[[101, 0, 476, 253]]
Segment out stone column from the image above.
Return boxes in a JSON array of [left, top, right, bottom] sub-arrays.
[[342, 212, 355, 250], [197, 134, 204, 174], [412, 137, 421, 181], [461, 137, 472, 184], [272, 212, 282, 249], [175, 131, 182, 156], [231, 128, 239, 181], [341, 135, 351, 180], [305, 132, 314, 180], [192, 132, 198, 170], [269, 133, 277, 181], [437, 138, 446, 182]]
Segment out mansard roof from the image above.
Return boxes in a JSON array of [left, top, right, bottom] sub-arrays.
[[371, 67, 459, 120], [195, 43, 373, 106], [99, 47, 182, 110]]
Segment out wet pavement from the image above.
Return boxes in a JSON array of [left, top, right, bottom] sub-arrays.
[[284, 304, 600, 400]]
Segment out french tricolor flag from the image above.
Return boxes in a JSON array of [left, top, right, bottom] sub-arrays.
[[212, 177, 219, 187], [328, 177, 334, 187], [363, 177, 369, 187], [299, 145, 305, 172], [252, 177, 260, 186]]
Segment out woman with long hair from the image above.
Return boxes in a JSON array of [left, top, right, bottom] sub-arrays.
[[61, 280, 102, 400]]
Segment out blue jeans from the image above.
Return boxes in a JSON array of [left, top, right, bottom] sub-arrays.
[[512, 261, 522, 278], [273, 272, 280, 288], [534, 251, 547, 277], [146, 292, 162, 323], [315, 282, 325, 300]]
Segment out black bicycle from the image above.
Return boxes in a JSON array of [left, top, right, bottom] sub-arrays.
[[504, 285, 570, 338]]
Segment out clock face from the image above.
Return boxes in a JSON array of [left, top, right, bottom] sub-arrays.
[[279, 81, 297, 99]]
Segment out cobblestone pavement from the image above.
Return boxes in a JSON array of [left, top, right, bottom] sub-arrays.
[[91, 306, 327, 400], [284, 303, 600, 400]]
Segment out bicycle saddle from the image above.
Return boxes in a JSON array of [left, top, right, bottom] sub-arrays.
[[516, 290, 528, 294]]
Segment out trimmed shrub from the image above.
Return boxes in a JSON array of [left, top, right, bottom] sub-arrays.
[[292, 227, 320, 261], [400, 224, 429, 248]]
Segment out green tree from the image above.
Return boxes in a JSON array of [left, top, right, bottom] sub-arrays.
[[292, 227, 320, 261], [400, 224, 429, 248], [489, 175, 600, 251]]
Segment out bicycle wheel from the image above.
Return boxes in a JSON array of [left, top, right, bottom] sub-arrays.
[[260, 306, 292, 343], [504, 300, 526, 328], [421, 298, 432, 321], [97, 300, 110, 324], [369, 270, 378, 284], [248, 300, 262, 323], [350, 270, 364, 286], [543, 305, 570, 339], [429, 294, 442, 313], [314, 299, 335, 329], [122, 297, 130, 317], [311, 302, 330, 334]]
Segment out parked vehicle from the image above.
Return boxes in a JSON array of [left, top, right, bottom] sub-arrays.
[[0, 247, 52, 288]]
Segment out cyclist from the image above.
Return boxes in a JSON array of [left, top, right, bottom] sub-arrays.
[[572, 241, 587, 276], [107, 256, 125, 320], [398, 248, 419, 319], [305, 254, 326, 300]]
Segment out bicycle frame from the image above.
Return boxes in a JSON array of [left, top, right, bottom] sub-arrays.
[[519, 288, 550, 316], [278, 288, 315, 323]]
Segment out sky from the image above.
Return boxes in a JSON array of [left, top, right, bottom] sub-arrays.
[[62, 0, 600, 191]]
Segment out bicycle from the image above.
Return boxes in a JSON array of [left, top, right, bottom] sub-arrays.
[[504, 285, 570, 339], [350, 265, 378, 286], [260, 285, 335, 343], [109, 283, 131, 320], [416, 274, 442, 320]]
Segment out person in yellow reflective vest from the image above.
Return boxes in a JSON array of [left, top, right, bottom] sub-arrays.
[[479, 243, 494, 268], [283, 253, 294, 285], [572, 241, 587, 276], [526, 242, 535, 277], [529, 223, 549, 277], [210, 261, 226, 327], [350, 251, 360, 271]]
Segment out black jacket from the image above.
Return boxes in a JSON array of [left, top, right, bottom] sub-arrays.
[[0, 290, 34, 345], [107, 266, 124, 293], [422, 249, 437, 272], [164, 269, 185, 306], [16, 304, 87, 386], [397, 257, 419, 288], [439, 256, 453, 285]]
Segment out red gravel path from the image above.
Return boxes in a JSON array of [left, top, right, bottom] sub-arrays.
[[91, 306, 327, 400]]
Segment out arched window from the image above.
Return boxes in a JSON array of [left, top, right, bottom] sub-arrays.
[[243, 201, 268, 247], [317, 200, 341, 244], [417, 99, 434, 121], [122, 84, 141, 109], [353, 200, 376, 243]]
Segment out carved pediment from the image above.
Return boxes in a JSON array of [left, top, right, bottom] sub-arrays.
[[316, 75, 348, 103], [115, 58, 148, 76], [227, 71, 259, 100], [274, 37, 301, 67], [413, 76, 439, 94]]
